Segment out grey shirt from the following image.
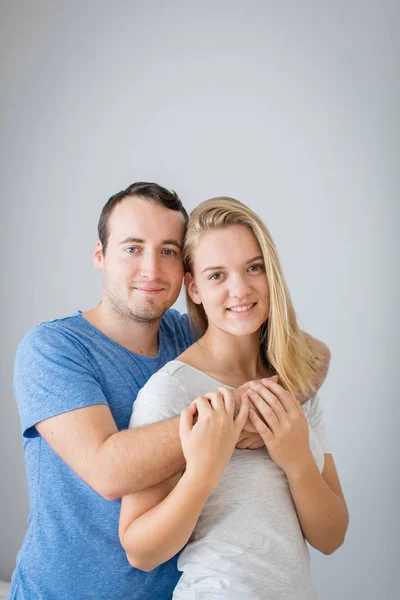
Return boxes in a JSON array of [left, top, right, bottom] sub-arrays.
[[129, 360, 330, 600]]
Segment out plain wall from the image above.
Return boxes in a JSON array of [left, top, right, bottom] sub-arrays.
[[1, 1, 398, 597]]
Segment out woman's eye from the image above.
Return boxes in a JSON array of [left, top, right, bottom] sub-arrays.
[[248, 263, 264, 272], [162, 248, 176, 256], [209, 273, 223, 280]]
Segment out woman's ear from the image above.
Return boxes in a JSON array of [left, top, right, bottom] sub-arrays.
[[184, 272, 202, 305]]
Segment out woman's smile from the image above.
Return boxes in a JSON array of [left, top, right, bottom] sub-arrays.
[[226, 302, 257, 314]]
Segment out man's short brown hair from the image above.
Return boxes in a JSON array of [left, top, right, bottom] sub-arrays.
[[98, 182, 188, 253]]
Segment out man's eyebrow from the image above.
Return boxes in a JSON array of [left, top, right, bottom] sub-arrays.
[[162, 239, 182, 249], [119, 237, 182, 249], [201, 255, 264, 274], [119, 237, 144, 245]]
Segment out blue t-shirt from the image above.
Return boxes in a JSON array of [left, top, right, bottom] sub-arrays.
[[9, 310, 194, 600]]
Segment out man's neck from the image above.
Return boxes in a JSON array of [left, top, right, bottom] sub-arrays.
[[82, 303, 161, 357]]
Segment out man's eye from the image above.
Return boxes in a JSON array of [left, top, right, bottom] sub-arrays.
[[248, 263, 264, 272], [161, 248, 176, 256], [126, 247, 139, 254]]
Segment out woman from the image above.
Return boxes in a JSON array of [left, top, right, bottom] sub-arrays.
[[119, 197, 349, 599]]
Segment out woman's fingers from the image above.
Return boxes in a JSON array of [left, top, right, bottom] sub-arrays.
[[195, 395, 215, 417], [217, 386, 236, 417], [248, 408, 273, 442], [248, 380, 294, 420], [203, 391, 225, 413], [260, 379, 301, 416], [248, 390, 280, 433], [234, 393, 249, 429], [179, 402, 197, 436]]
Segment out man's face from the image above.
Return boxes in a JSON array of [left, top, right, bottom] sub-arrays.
[[95, 196, 186, 323]]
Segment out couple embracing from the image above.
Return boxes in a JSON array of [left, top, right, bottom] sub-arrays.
[[10, 182, 348, 600]]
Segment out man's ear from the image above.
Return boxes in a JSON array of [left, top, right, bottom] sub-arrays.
[[184, 272, 202, 305], [93, 241, 104, 270]]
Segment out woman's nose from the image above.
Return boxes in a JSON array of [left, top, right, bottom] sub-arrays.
[[228, 274, 251, 299]]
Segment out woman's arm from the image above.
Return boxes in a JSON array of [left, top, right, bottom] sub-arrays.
[[119, 471, 213, 571], [285, 453, 348, 554], [119, 390, 249, 571], [247, 379, 349, 555]]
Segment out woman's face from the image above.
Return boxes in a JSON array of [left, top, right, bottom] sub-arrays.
[[186, 224, 270, 338]]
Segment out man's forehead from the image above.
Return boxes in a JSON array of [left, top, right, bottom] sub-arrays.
[[108, 197, 185, 242]]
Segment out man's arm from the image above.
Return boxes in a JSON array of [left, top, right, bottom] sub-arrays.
[[16, 325, 187, 500], [301, 332, 331, 402], [36, 407, 186, 500]]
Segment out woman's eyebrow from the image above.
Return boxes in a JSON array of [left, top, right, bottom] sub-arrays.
[[201, 265, 225, 274], [201, 255, 264, 274], [246, 255, 264, 263]]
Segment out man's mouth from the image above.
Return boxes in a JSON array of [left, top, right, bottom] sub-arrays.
[[133, 286, 165, 295]]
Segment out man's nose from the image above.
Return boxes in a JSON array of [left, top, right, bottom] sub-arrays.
[[139, 251, 162, 279]]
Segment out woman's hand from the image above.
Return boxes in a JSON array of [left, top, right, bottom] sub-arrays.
[[238, 375, 279, 434], [247, 379, 312, 476], [180, 388, 249, 489]]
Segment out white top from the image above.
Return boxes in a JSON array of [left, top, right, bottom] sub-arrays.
[[129, 360, 330, 600]]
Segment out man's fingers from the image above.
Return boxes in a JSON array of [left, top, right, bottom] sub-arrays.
[[248, 438, 266, 449]]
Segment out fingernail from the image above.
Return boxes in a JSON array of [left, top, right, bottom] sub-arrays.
[[262, 378, 270, 384], [247, 389, 254, 396]]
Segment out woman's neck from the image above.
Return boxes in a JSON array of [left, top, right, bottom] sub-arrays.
[[189, 326, 269, 383]]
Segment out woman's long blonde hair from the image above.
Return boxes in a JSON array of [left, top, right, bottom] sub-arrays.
[[182, 197, 318, 399]]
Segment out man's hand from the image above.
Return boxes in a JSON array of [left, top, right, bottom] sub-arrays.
[[302, 333, 331, 402], [236, 428, 265, 449]]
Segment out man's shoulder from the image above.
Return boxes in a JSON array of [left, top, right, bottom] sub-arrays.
[[161, 309, 192, 338], [17, 312, 93, 357]]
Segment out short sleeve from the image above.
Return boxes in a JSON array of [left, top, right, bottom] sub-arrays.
[[129, 370, 190, 428], [178, 312, 195, 345], [14, 325, 108, 438], [303, 394, 331, 454]]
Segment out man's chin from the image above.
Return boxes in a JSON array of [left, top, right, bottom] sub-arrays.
[[129, 311, 164, 323], [127, 302, 171, 323]]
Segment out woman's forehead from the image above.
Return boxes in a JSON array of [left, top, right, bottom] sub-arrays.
[[193, 225, 262, 266]]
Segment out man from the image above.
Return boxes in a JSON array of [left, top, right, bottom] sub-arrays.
[[9, 182, 330, 600]]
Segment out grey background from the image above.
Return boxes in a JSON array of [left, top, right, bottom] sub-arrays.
[[1, 1, 398, 598]]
